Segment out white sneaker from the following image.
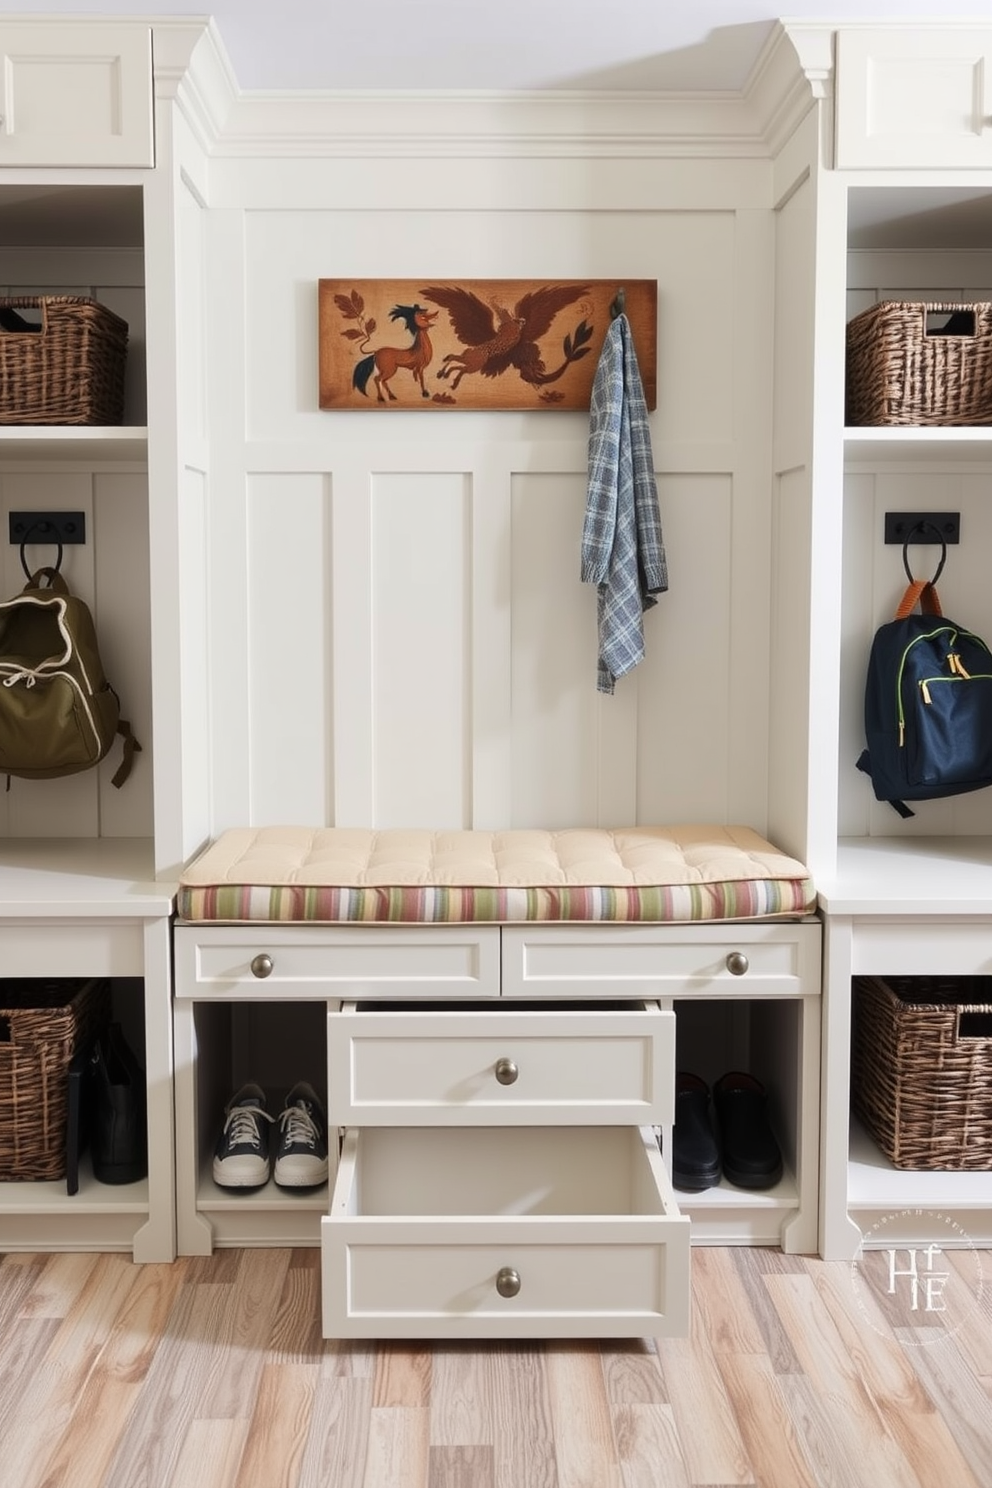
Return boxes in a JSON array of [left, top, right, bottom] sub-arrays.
[[274, 1083, 329, 1188]]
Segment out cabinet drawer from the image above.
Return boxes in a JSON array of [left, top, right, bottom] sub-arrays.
[[327, 1001, 675, 1125], [502, 924, 818, 1000], [321, 1125, 689, 1339], [173, 924, 500, 1001]]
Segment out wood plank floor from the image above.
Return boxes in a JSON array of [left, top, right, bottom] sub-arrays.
[[0, 1245, 989, 1488]]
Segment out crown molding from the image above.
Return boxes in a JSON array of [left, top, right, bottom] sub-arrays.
[[744, 21, 833, 158], [166, 16, 825, 164], [155, 18, 238, 147]]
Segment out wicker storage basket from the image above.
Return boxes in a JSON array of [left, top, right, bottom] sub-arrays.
[[0, 978, 111, 1180], [0, 296, 128, 426], [851, 975, 992, 1170], [845, 300, 992, 427]]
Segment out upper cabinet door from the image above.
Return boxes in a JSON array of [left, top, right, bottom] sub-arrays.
[[836, 28, 992, 169], [0, 23, 153, 167]]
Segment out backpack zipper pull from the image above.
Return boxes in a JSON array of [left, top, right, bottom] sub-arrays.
[[948, 652, 972, 678], [920, 679, 932, 705]]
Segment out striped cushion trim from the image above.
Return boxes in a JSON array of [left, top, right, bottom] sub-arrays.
[[176, 877, 814, 925]]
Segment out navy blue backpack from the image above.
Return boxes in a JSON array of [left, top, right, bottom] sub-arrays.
[[857, 565, 992, 818]]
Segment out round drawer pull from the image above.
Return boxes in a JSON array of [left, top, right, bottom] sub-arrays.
[[250, 953, 274, 979], [496, 1266, 521, 1298], [494, 1057, 519, 1086], [726, 951, 749, 977]]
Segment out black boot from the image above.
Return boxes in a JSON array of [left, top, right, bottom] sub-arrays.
[[91, 1024, 148, 1184]]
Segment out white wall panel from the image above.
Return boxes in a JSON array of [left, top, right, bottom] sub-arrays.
[[372, 472, 470, 828], [636, 474, 732, 825], [241, 208, 739, 447], [509, 472, 601, 827], [246, 473, 331, 825], [206, 189, 774, 839], [177, 464, 211, 855], [93, 473, 152, 837]]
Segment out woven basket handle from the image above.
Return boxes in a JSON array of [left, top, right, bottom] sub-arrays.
[[895, 579, 942, 619], [957, 1008, 992, 1040]]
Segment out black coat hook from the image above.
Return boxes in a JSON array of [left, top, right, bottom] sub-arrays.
[[19, 520, 64, 581], [610, 287, 626, 321], [902, 520, 947, 586]]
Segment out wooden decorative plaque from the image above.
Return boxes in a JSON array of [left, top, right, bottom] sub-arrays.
[[318, 279, 656, 411]]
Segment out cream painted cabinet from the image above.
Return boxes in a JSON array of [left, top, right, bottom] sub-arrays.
[[0, 18, 209, 1260], [780, 21, 992, 1258], [835, 27, 992, 169], [0, 23, 153, 167], [173, 918, 821, 1338]]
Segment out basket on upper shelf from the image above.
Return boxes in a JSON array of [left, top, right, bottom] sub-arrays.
[[0, 295, 128, 426], [851, 975, 992, 1171], [845, 300, 992, 427]]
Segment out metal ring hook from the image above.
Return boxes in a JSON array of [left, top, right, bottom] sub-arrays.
[[902, 520, 947, 587], [19, 520, 64, 583]]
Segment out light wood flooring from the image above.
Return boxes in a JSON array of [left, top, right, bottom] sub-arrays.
[[0, 1244, 989, 1488]]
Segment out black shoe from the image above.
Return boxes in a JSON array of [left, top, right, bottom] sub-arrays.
[[274, 1083, 329, 1188], [672, 1071, 721, 1191], [91, 1024, 148, 1185], [712, 1071, 783, 1190], [213, 1084, 273, 1188]]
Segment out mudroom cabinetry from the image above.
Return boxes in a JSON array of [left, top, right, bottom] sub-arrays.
[[781, 23, 992, 1257], [172, 918, 821, 1336], [0, 19, 206, 1260]]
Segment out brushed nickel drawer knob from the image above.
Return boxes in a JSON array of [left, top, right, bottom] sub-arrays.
[[496, 1266, 521, 1298], [494, 1057, 519, 1086], [726, 951, 749, 977], [250, 953, 274, 979]]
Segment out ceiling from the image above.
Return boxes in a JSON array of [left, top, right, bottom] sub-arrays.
[[6, 2, 992, 93]]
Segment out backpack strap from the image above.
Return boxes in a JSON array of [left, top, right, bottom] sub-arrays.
[[110, 719, 141, 789], [24, 566, 69, 595], [895, 579, 942, 619]]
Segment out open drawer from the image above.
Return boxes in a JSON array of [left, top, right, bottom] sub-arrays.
[[321, 1124, 690, 1339], [327, 999, 675, 1126]]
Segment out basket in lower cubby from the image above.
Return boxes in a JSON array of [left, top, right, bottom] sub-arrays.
[[852, 975, 992, 1170], [0, 977, 111, 1181]]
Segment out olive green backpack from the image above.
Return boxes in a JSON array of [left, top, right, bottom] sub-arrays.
[[0, 567, 140, 786]]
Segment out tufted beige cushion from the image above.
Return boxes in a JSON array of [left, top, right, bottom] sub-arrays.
[[177, 825, 814, 924]]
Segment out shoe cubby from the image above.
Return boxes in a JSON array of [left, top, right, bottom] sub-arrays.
[[666, 991, 820, 1251], [0, 970, 161, 1253], [174, 997, 331, 1253]]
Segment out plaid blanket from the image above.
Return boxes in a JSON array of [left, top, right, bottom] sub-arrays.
[[581, 314, 668, 693]]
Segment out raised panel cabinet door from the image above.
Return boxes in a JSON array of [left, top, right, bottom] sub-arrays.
[[0, 23, 153, 166], [835, 28, 992, 168]]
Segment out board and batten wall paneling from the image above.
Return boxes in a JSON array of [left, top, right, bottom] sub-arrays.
[[635, 474, 732, 827], [92, 471, 153, 838], [510, 471, 603, 828], [218, 190, 776, 837], [246, 472, 332, 825], [177, 463, 211, 851], [372, 471, 471, 829], [768, 156, 818, 869]]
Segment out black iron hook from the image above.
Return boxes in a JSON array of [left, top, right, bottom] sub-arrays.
[[19, 520, 64, 582], [902, 520, 947, 587]]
